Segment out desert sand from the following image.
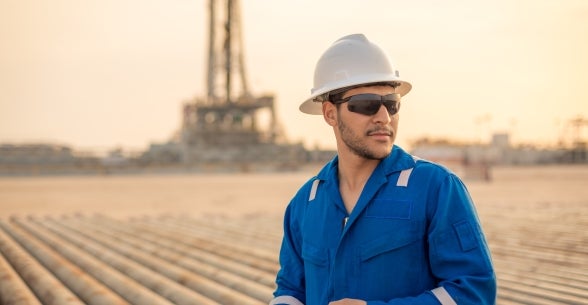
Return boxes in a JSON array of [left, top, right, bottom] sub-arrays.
[[1, 165, 586, 218]]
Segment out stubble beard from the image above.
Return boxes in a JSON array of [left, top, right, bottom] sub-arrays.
[[337, 115, 393, 160]]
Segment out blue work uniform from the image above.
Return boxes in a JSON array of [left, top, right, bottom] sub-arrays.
[[271, 145, 496, 305]]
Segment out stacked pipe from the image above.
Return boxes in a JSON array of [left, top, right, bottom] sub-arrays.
[[1, 209, 586, 305]]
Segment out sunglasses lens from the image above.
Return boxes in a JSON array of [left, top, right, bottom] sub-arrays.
[[348, 100, 381, 115], [384, 100, 400, 115], [345, 94, 400, 116]]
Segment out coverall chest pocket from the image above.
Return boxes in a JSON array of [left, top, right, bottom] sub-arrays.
[[302, 243, 329, 295], [357, 224, 425, 296], [365, 198, 412, 219], [360, 230, 421, 261]]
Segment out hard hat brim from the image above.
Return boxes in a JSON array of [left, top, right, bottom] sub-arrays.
[[299, 78, 412, 115]]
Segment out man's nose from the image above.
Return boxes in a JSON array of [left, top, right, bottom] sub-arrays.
[[372, 105, 392, 124]]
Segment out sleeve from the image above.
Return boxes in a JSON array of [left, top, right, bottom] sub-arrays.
[[367, 173, 497, 305], [426, 174, 496, 304], [270, 198, 306, 305]]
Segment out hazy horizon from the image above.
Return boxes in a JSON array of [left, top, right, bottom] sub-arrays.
[[1, 0, 587, 152]]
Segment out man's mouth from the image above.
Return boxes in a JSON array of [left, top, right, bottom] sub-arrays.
[[367, 129, 393, 137]]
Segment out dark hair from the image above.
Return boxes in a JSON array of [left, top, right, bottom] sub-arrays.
[[327, 81, 400, 103]]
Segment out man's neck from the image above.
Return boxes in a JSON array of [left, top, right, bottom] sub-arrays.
[[338, 155, 379, 190], [337, 153, 381, 214]]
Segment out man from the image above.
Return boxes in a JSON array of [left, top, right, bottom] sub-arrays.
[[270, 34, 496, 305]]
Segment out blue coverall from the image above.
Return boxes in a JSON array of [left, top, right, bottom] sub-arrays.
[[271, 145, 496, 305]]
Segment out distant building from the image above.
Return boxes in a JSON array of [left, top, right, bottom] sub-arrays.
[[409, 138, 493, 181], [410, 132, 588, 169], [0, 143, 101, 175]]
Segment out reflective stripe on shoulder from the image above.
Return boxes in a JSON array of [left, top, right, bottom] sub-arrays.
[[396, 155, 420, 187], [431, 287, 457, 305], [269, 295, 305, 305], [396, 168, 413, 187], [309, 179, 320, 201]]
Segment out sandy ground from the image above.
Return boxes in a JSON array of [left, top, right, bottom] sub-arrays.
[[1, 165, 587, 220], [0, 172, 311, 219]]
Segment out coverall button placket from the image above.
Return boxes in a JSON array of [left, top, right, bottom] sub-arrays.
[[327, 177, 349, 301], [330, 170, 389, 300]]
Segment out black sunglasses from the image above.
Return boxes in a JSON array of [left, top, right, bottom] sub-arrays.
[[334, 93, 401, 116]]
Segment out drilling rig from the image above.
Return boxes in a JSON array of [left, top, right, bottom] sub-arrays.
[[179, 0, 305, 169]]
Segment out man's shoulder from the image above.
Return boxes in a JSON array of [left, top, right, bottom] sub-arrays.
[[287, 174, 320, 204], [406, 156, 462, 185], [413, 157, 452, 172], [386, 146, 455, 177]]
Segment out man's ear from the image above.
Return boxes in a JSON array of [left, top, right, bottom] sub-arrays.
[[323, 102, 337, 126]]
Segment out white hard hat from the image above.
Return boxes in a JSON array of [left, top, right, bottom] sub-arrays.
[[300, 33, 412, 115]]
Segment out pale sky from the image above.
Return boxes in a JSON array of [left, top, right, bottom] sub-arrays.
[[1, 0, 587, 153]]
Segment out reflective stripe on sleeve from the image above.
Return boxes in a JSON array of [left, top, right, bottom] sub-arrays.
[[269, 295, 305, 305], [431, 287, 457, 305]]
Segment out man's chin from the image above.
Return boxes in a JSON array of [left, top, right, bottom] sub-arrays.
[[365, 147, 393, 160]]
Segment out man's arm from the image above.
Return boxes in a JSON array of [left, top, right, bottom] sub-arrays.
[[271, 201, 306, 305], [373, 174, 496, 305]]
